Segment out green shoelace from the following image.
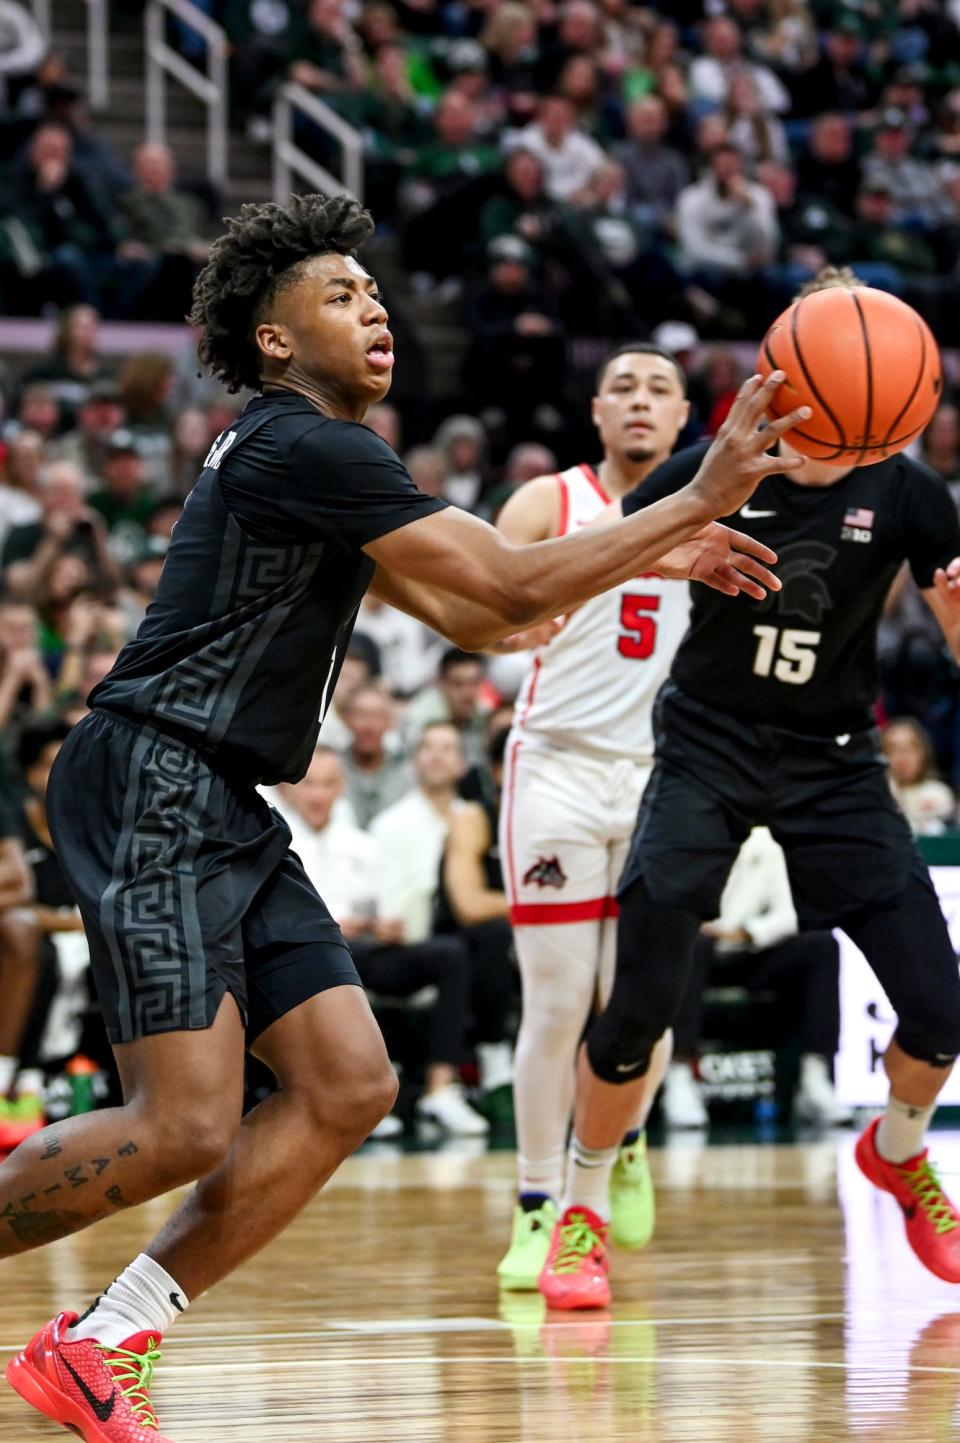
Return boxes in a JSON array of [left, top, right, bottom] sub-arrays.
[[898, 1160, 960, 1236], [551, 1214, 605, 1275], [98, 1337, 163, 1429]]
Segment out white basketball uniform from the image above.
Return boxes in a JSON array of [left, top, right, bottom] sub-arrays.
[[499, 462, 691, 1199]]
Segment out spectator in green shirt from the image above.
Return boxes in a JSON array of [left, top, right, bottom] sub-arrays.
[[88, 433, 156, 565], [477, 147, 555, 258], [119, 143, 210, 319], [409, 89, 500, 186], [287, 0, 366, 99], [121, 144, 209, 260], [402, 89, 503, 280]]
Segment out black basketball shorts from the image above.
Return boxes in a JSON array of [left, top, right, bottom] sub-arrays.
[[47, 709, 360, 1045], [620, 682, 923, 928]]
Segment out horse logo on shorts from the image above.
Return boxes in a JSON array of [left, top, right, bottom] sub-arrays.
[[523, 856, 568, 889]]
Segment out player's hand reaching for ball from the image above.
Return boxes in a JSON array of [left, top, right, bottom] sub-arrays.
[[689, 371, 811, 519], [657, 522, 781, 599], [933, 558, 960, 608], [929, 558, 960, 663]]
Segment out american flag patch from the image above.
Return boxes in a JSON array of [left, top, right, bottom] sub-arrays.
[[844, 507, 874, 528]]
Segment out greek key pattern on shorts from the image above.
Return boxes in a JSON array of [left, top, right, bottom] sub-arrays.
[[102, 735, 212, 1039]]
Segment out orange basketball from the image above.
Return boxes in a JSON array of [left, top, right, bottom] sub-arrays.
[[756, 286, 942, 465]]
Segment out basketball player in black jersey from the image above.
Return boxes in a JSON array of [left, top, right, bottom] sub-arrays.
[[543, 270, 960, 1308], [0, 193, 809, 1441]]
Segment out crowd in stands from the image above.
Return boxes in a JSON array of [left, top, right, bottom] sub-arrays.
[[4, 0, 960, 347], [3, 0, 960, 1138]]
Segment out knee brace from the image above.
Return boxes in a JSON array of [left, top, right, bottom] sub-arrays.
[[585, 879, 704, 1085], [585, 1013, 659, 1084]]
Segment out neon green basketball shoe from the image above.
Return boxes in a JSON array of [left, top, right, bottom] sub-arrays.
[[497, 1200, 559, 1290], [609, 1131, 655, 1250]]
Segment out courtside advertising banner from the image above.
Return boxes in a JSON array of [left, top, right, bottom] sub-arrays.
[[836, 866, 960, 1105]]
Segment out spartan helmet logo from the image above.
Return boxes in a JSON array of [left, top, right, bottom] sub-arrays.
[[756, 541, 836, 626]]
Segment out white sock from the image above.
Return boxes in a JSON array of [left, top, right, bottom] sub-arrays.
[[0, 1055, 17, 1095], [518, 1146, 565, 1203], [876, 1094, 937, 1165], [563, 1134, 619, 1222], [477, 1041, 512, 1093], [69, 1254, 189, 1347]]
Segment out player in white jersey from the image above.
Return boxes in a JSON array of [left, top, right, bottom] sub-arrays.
[[495, 343, 692, 1294]]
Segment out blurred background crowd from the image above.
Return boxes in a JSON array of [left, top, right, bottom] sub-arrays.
[[1, 0, 960, 1144], [7, 0, 960, 340]]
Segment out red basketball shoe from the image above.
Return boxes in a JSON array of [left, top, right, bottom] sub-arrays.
[[5, 1311, 174, 1441], [539, 1206, 612, 1310], [855, 1118, 960, 1283]]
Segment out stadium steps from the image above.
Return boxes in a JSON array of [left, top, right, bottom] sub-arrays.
[[51, 0, 273, 203], [47, 6, 465, 405], [364, 235, 468, 404]]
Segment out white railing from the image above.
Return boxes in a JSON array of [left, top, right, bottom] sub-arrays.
[[30, 0, 50, 43], [29, 0, 108, 109], [85, 0, 109, 110], [272, 82, 363, 204], [145, 0, 228, 184]]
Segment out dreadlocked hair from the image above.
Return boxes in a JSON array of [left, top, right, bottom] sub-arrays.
[[189, 192, 375, 393]]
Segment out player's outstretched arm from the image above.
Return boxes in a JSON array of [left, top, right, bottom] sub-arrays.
[[925, 559, 960, 661], [368, 565, 554, 650], [369, 473, 564, 650], [364, 374, 809, 648]]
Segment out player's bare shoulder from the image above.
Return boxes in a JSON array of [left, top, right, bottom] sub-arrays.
[[496, 473, 563, 544]]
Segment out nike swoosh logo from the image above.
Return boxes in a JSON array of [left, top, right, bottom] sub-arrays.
[[835, 734, 850, 746], [739, 505, 777, 519], [615, 1061, 642, 1073], [62, 1356, 116, 1422], [170, 1292, 184, 1312]]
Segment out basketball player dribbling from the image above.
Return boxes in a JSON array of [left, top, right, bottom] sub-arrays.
[[495, 343, 692, 1296], [0, 193, 807, 1442], [537, 268, 960, 1309]]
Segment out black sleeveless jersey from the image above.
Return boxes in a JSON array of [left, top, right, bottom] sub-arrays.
[[623, 443, 960, 734], [91, 390, 447, 784]]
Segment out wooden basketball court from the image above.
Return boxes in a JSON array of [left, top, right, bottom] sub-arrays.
[[2, 1135, 959, 1442]]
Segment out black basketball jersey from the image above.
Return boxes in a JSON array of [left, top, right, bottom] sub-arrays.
[[623, 442, 960, 733], [91, 390, 447, 784]]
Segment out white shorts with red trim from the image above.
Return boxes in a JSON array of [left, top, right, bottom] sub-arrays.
[[500, 739, 651, 925]]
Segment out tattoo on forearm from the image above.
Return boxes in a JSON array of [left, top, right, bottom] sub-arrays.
[[40, 1136, 63, 1161], [104, 1185, 128, 1209], [117, 1140, 138, 1157]]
